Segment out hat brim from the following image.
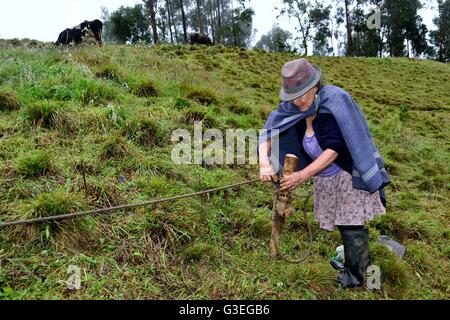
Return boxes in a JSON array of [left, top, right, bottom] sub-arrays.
[[279, 66, 322, 101]]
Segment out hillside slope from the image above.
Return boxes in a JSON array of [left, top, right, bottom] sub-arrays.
[[0, 41, 449, 299]]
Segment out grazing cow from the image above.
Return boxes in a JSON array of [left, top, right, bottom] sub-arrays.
[[55, 28, 85, 46], [190, 33, 213, 46], [79, 19, 103, 45], [55, 19, 103, 46]]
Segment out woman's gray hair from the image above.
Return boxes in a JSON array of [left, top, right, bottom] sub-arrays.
[[316, 77, 325, 91]]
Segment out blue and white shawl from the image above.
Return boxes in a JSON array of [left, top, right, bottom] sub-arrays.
[[259, 85, 390, 195]]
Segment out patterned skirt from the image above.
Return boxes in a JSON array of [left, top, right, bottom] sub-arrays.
[[313, 170, 386, 231]]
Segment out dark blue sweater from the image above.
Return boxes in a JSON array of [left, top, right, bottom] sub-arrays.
[[274, 112, 352, 175], [295, 113, 353, 175]]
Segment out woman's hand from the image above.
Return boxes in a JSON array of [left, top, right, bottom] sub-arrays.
[[260, 162, 277, 182], [280, 171, 308, 191]]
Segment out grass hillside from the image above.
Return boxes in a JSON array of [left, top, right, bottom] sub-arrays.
[[0, 40, 449, 300]]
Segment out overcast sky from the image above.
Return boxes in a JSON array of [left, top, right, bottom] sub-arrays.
[[0, 0, 438, 47]]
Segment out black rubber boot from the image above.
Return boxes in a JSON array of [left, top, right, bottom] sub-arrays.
[[336, 226, 369, 289]]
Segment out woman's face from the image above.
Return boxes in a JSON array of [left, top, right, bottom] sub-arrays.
[[291, 86, 318, 112]]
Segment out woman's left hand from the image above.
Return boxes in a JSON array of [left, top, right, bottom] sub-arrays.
[[280, 171, 308, 191]]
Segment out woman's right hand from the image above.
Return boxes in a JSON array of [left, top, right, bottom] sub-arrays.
[[260, 162, 277, 182]]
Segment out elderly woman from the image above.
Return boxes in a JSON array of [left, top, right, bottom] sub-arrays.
[[258, 58, 389, 289]]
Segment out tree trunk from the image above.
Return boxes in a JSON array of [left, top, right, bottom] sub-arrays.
[[169, 1, 179, 44], [208, 0, 216, 44], [166, 0, 174, 43], [379, 29, 383, 57], [231, 0, 237, 46], [180, 0, 188, 43], [147, 0, 159, 44], [196, 0, 204, 34], [330, 20, 335, 56], [297, 15, 308, 56], [344, 0, 353, 56], [216, 0, 222, 44]]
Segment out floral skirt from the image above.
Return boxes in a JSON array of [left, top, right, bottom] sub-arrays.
[[313, 170, 386, 231]]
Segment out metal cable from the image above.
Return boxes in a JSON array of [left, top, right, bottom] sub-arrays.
[[0, 178, 261, 228]]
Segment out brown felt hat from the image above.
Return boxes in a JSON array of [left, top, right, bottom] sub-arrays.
[[279, 58, 321, 101]]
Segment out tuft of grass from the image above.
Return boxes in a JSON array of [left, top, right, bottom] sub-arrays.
[[100, 134, 129, 160], [131, 78, 159, 98], [22, 100, 61, 127], [182, 242, 215, 262], [123, 116, 165, 147], [74, 78, 120, 104], [23, 191, 87, 219], [16, 190, 89, 243], [223, 94, 252, 115], [370, 243, 410, 289], [14, 151, 52, 177], [183, 104, 217, 128], [373, 214, 430, 242], [250, 214, 272, 238], [94, 64, 123, 82], [0, 89, 21, 111], [186, 86, 218, 105], [174, 97, 190, 110]]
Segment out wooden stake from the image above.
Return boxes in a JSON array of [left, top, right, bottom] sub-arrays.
[[270, 154, 299, 260]]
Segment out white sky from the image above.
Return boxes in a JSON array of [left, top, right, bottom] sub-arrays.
[[0, 0, 438, 47]]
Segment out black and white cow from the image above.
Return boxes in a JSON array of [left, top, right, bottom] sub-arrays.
[[55, 19, 103, 46], [55, 28, 85, 46]]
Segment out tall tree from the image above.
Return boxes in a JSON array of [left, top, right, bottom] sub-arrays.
[[216, 0, 223, 43], [100, 6, 116, 44], [107, 4, 152, 44], [166, 0, 174, 43], [254, 26, 293, 52], [383, 0, 426, 57], [430, 0, 450, 62], [309, 1, 333, 56], [146, 0, 159, 44], [169, 0, 180, 43], [180, 0, 188, 43], [352, 1, 383, 57], [343, 0, 354, 55], [207, 0, 216, 43], [333, 6, 346, 56], [195, 0, 205, 34], [278, 0, 313, 55]]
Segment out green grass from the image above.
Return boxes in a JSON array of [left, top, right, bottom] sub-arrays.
[[0, 39, 449, 300]]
